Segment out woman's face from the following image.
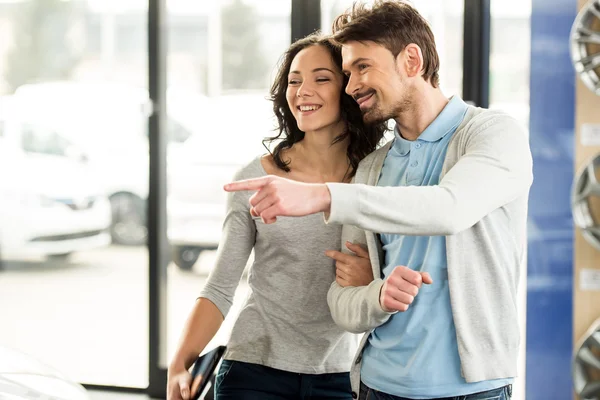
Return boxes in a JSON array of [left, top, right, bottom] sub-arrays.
[[285, 45, 344, 134]]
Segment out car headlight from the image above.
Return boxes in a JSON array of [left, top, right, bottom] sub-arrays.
[[21, 193, 56, 208], [0, 192, 54, 208]]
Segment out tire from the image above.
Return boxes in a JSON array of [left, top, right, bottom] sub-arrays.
[[47, 253, 72, 262], [110, 193, 147, 246], [172, 246, 203, 271]]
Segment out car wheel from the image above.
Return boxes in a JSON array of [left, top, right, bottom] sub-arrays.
[[110, 193, 147, 246], [47, 253, 72, 262], [172, 246, 203, 271]]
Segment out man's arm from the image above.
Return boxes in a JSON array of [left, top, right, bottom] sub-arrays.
[[326, 224, 393, 333], [325, 117, 533, 235], [225, 116, 532, 234], [327, 279, 392, 334]]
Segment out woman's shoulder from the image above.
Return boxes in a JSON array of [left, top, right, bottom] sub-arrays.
[[233, 155, 269, 181]]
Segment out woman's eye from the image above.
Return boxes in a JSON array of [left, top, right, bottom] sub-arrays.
[[316, 77, 330, 83], [288, 80, 300, 85]]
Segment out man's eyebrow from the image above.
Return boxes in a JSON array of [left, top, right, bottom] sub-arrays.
[[341, 57, 371, 74], [289, 67, 336, 75]]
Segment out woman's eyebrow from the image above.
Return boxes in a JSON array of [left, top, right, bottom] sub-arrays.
[[289, 67, 335, 74]]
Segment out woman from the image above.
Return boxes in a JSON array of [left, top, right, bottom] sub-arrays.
[[167, 33, 387, 400]]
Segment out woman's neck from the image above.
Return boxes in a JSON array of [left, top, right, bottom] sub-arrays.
[[289, 121, 350, 180]]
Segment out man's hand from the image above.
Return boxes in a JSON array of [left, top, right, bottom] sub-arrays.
[[224, 175, 331, 223], [326, 241, 374, 287], [380, 266, 433, 312]]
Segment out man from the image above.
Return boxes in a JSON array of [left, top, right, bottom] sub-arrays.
[[225, 1, 533, 399]]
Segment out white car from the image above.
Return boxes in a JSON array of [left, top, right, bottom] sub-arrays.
[[167, 142, 244, 270], [167, 92, 275, 270], [11, 81, 201, 246], [0, 99, 111, 262], [0, 345, 89, 400]]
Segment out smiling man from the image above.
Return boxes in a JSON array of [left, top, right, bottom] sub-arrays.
[[224, 1, 533, 400]]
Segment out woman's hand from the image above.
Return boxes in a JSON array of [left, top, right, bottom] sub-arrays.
[[167, 368, 193, 400], [326, 241, 374, 287]]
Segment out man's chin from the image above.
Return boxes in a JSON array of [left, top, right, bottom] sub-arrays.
[[361, 107, 387, 125]]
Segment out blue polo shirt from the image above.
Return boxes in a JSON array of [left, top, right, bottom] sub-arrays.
[[360, 96, 512, 398]]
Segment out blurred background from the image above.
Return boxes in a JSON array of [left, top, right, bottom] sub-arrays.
[[0, 0, 597, 399]]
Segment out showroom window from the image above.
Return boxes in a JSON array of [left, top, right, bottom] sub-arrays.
[[0, 0, 488, 397]]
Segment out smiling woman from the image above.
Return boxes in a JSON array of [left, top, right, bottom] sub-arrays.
[[286, 49, 344, 135], [166, 32, 387, 400], [265, 33, 386, 176]]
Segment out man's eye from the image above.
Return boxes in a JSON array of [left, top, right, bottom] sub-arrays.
[[358, 64, 369, 71]]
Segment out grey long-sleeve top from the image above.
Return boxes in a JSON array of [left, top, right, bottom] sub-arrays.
[[199, 156, 360, 374]]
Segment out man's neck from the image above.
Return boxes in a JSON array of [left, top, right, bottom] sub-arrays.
[[394, 87, 449, 141]]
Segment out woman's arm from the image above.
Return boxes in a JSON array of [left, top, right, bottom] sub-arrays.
[[168, 298, 225, 374], [167, 168, 256, 399], [326, 241, 374, 287]]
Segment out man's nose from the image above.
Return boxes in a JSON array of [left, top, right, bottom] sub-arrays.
[[345, 75, 359, 97]]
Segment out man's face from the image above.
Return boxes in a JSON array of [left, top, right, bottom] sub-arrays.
[[341, 41, 413, 124]]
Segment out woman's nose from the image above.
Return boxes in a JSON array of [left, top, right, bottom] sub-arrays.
[[297, 82, 314, 97]]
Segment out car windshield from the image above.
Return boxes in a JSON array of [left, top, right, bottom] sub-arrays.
[[176, 93, 277, 165], [20, 123, 76, 157]]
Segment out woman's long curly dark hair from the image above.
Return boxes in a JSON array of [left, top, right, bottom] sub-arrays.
[[264, 32, 388, 178]]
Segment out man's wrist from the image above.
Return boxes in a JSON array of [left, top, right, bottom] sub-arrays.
[[378, 284, 387, 312], [318, 183, 332, 213]]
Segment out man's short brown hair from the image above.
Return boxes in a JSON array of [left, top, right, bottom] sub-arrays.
[[332, 0, 440, 87]]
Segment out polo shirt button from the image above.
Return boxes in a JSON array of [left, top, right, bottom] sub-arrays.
[[415, 143, 422, 148], [411, 161, 418, 167], [352, 391, 358, 399]]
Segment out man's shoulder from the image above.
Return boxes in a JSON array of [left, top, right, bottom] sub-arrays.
[[460, 106, 526, 137]]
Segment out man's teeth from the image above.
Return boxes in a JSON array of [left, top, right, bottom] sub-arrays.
[[299, 105, 321, 111]]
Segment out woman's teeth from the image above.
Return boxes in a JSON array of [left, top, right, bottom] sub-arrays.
[[299, 105, 321, 112]]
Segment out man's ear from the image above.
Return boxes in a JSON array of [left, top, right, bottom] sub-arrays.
[[402, 43, 424, 78]]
